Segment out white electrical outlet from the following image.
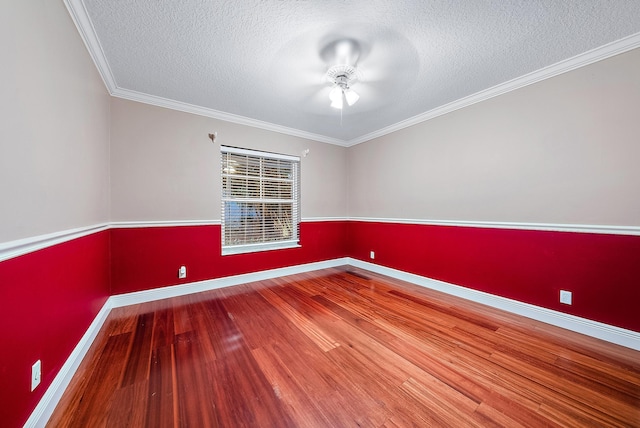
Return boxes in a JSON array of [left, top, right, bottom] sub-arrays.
[[178, 265, 187, 279], [31, 360, 41, 391], [560, 290, 572, 305], [370, 251, 375, 259]]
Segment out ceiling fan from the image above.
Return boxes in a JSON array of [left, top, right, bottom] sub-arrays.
[[326, 64, 360, 109], [324, 39, 362, 110], [267, 25, 419, 117]]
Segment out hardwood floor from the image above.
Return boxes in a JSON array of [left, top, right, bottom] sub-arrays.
[[47, 267, 640, 427]]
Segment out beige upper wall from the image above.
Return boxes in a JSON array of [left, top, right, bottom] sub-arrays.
[[0, 0, 110, 243], [347, 48, 640, 226], [3, 0, 636, 238], [109, 98, 347, 221]]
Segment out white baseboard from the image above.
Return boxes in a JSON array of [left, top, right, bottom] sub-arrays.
[[27, 255, 639, 426], [26, 258, 348, 426], [347, 258, 640, 351], [23, 299, 114, 428], [110, 258, 349, 307]]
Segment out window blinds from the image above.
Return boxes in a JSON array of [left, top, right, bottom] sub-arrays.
[[221, 146, 300, 255]]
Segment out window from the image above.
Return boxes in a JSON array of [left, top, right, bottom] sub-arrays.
[[221, 146, 300, 255]]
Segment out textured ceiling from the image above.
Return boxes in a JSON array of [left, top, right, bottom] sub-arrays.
[[69, 0, 640, 145]]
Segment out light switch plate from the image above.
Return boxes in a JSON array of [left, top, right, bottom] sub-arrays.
[[31, 360, 41, 391]]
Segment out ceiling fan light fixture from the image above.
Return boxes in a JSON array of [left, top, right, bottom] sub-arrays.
[[330, 95, 344, 109], [329, 86, 343, 103], [344, 89, 359, 106], [326, 64, 361, 109]]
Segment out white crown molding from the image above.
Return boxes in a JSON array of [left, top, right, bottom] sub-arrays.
[[66, 0, 640, 148], [349, 217, 640, 236], [0, 223, 109, 263], [23, 298, 113, 428], [348, 258, 640, 351], [346, 32, 640, 147], [63, 0, 117, 92], [63, 0, 346, 147], [111, 88, 349, 147], [110, 220, 221, 228]]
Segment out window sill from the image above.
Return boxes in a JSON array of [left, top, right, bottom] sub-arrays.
[[222, 242, 301, 256]]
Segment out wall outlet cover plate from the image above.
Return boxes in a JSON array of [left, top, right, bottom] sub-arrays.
[[560, 290, 572, 305]]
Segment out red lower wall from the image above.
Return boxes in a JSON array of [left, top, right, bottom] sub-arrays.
[[3, 220, 639, 426], [348, 221, 640, 332], [0, 231, 110, 428], [110, 221, 349, 294]]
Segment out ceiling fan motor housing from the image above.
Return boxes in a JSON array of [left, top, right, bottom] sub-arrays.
[[326, 64, 360, 89]]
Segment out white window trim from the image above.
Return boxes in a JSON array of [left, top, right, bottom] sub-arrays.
[[221, 145, 299, 162], [221, 145, 301, 256], [222, 241, 302, 256]]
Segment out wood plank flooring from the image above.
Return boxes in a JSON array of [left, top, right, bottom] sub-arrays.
[[47, 267, 640, 427]]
